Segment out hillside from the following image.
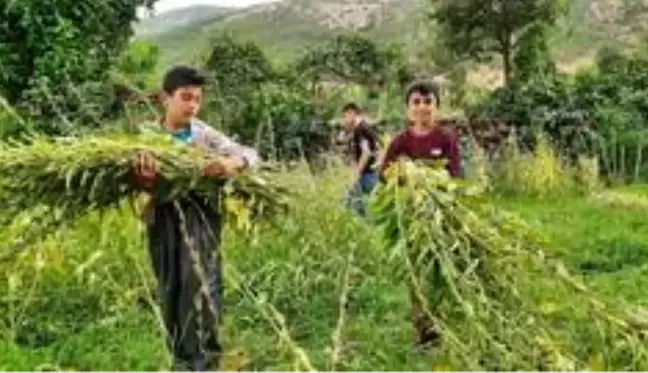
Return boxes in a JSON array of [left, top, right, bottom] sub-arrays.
[[135, 5, 234, 37], [136, 0, 647, 71], [137, 0, 423, 66]]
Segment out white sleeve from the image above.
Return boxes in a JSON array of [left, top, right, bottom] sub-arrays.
[[193, 121, 261, 167]]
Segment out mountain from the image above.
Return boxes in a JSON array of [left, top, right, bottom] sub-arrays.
[[135, 5, 235, 37], [135, 0, 647, 71], [136, 0, 423, 66], [549, 0, 645, 59]]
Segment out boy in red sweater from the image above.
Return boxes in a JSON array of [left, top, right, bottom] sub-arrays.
[[380, 81, 460, 177], [379, 80, 461, 348]]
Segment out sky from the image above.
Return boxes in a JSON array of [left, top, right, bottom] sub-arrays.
[[154, 0, 277, 12]]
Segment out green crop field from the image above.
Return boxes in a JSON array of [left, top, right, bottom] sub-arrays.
[[3, 0, 648, 370], [1, 159, 647, 371]]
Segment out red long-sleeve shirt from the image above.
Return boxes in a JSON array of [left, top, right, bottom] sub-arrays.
[[380, 125, 461, 178]]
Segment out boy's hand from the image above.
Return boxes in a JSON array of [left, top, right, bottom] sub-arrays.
[[203, 156, 247, 178], [133, 151, 159, 189]]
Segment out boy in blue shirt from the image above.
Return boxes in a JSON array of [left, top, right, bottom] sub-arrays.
[[133, 66, 259, 371]]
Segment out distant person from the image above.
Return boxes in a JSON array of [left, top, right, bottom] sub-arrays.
[[379, 80, 461, 349], [341, 102, 381, 217], [133, 65, 259, 371]]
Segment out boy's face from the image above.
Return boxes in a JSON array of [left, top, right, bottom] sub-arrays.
[[407, 91, 436, 126], [164, 85, 203, 125], [343, 109, 358, 130]]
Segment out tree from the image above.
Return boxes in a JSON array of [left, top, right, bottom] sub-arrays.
[[200, 36, 338, 165], [0, 0, 156, 126], [202, 33, 276, 135], [295, 34, 409, 89], [204, 33, 275, 94], [513, 24, 556, 84], [105, 41, 161, 120], [429, 0, 565, 86], [112, 41, 160, 90]]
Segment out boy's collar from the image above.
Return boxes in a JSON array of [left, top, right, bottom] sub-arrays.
[[408, 122, 438, 136], [159, 117, 193, 132]]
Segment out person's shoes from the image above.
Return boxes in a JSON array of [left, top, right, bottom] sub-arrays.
[[416, 324, 442, 350], [173, 357, 208, 371], [412, 313, 442, 350], [204, 351, 222, 371], [172, 359, 191, 371]]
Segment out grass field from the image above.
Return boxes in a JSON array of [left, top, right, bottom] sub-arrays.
[[0, 162, 647, 371]]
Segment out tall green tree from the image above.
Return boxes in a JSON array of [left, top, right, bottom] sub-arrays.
[[0, 0, 156, 120], [204, 33, 275, 94], [513, 24, 556, 84], [429, 0, 565, 86], [112, 41, 160, 90], [202, 33, 275, 134], [201, 35, 337, 165], [296, 34, 409, 89]]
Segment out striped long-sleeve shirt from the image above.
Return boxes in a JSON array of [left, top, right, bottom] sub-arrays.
[[141, 118, 260, 167], [137, 118, 261, 222], [187, 119, 260, 167]]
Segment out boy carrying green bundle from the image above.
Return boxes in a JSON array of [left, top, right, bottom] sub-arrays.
[[379, 80, 461, 349], [132, 66, 259, 371]]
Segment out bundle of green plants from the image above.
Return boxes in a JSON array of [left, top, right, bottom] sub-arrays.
[[0, 131, 289, 259], [369, 160, 648, 370]]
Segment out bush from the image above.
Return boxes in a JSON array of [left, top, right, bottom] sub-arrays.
[[490, 132, 600, 198], [469, 47, 648, 184], [202, 36, 340, 166], [0, 0, 155, 131]]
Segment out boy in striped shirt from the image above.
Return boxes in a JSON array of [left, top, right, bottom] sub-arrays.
[[133, 66, 258, 371]]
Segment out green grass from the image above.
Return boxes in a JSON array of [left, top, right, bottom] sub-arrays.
[[1, 164, 648, 370], [497, 186, 648, 304]]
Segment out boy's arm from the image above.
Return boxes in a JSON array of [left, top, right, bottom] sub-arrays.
[[379, 134, 402, 180], [356, 138, 372, 178], [196, 123, 260, 168], [208, 131, 260, 168], [446, 132, 461, 178]]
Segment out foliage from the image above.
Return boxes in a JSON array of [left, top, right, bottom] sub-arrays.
[[99, 41, 162, 124], [369, 159, 648, 370], [490, 132, 601, 197], [3, 160, 648, 369], [513, 23, 556, 84], [202, 35, 273, 135], [244, 83, 335, 162], [429, 0, 566, 85], [0, 0, 157, 126], [470, 46, 648, 182], [204, 33, 276, 94], [201, 36, 338, 166], [111, 41, 161, 91], [295, 34, 412, 90], [0, 131, 289, 259]]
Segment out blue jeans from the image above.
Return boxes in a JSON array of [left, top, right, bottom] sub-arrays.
[[345, 171, 379, 217]]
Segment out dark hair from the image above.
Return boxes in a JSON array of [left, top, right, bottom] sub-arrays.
[[162, 65, 206, 94], [404, 80, 441, 107], [342, 102, 362, 113]]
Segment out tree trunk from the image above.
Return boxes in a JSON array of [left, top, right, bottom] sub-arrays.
[[502, 42, 512, 87]]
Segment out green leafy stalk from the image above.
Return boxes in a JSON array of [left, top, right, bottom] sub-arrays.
[[0, 131, 290, 259], [369, 160, 648, 371]]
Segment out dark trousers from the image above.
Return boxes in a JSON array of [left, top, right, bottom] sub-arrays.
[[146, 194, 224, 371]]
